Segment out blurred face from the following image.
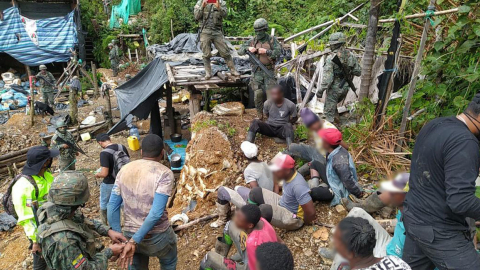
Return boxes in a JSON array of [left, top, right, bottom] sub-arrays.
[[58, 126, 67, 134], [234, 210, 253, 231], [44, 158, 53, 169], [270, 88, 283, 103], [41, 69, 46, 74], [272, 168, 290, 182], [255, 30, 267, 40], [308, 121, 322, 132], [333, 228, 353, 261], [387, 192, 406, 207]]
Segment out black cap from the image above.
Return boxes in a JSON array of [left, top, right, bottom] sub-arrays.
[[96, 133, 111, 142], [22, 146, 60, 176]]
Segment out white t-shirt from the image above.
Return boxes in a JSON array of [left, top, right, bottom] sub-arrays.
[[244, 161, 274, 191], [356, 256, 411, 270]]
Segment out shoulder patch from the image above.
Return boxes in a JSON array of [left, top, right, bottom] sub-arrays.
[[72, 253, 86, 269]]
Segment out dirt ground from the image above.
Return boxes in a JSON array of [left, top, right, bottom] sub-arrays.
[[0, 84, 381, 270]]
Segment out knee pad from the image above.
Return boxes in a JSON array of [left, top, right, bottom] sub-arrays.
[[248, 187, 264, 205]]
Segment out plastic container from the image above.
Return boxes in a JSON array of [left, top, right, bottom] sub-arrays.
[[129, 126, 140, 139], [128, 136, 140, 151], [80, 132, 91, 141]]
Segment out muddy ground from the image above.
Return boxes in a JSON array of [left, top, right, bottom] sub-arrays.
[[0, 83, 383, 269]]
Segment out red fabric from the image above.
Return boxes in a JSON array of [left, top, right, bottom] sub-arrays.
[[272, 153, 295, 169], [247, 218, 279, 270], [317, 128, 342, 145]]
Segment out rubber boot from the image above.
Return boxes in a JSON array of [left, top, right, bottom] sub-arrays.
[[246, 131, 256, 143], [226, 58, 240, 76], [341, 192, 386, 214], [204, 58, 212, 80], [230, 252, 242, 262], [100, 209, 108, 225], [215, 237, 232, 257], [286, 136, 293, 147], [210, 202, 231, 228]]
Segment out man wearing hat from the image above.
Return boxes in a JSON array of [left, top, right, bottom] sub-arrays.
[[210, 141, 275, 228], [36, 65, 56, 108], [248, 153, 316, 231], [10, 146, 59, 270], [51, 119, 78, 171], [315, 128, 363, 206], [108, 43, 119, 77]]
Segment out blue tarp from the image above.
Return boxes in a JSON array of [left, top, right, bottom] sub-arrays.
[[0, 7, 77, 66]]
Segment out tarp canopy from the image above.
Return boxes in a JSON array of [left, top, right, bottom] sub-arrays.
[[110, 0, 141, 29], [108, 57, 169, 134], [0, 7, 77, 66]]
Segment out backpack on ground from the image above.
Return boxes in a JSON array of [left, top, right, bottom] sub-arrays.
[[103, 144, 130, 178], [2, 174, 38, 219]]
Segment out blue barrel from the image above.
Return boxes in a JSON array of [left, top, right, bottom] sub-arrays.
[[129, 126, 140, 139]]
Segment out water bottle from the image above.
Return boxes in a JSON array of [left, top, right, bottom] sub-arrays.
[[129, 126, 140, 139]]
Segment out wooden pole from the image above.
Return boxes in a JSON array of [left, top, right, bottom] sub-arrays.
[[396, 2, 436, 152], [91, 62, 99, 98], [166, 84, 175, 136], [284, 20, 334, 43], [379, 8, 458, 23], [299, 56, 324, 111], [105, 87, 113, 129], [170, 18, 175, 40], [25, 65, 34, 126]]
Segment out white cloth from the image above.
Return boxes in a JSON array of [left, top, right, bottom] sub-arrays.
[[241, 141, 258, 159]]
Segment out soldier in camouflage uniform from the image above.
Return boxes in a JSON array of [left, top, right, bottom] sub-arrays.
[[36, 65, 56, 108], [37, 171, 126, 270], [194, 0, 239, 79], [108, 43, 119, 77], [238, 18, 281, 118], [317, 32, 361, 123], [51, 120, 78, 171]]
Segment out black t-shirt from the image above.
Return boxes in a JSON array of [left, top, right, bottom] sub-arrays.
[[404, 116, 480, 231], [100, 144, 130, 184]]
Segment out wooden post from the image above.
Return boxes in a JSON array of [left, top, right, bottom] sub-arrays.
[[105, 87, 113, 129], [170, 18, 175, 40], [91, 62, 99, 98], [397, 1, 436, 151], [25, 65, 34, 126], [188, 86, 201, 119], [166, 84, 175, 136]]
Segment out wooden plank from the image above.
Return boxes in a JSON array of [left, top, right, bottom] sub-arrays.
[[379, 8, 458, 23], [166, 84, 175, 135], [165, 64, 176, 84], [299, 57, 323, 111], [194, 84, 219, 90]]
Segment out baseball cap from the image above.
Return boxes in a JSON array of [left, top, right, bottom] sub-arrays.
[[317, 128, 342, 146], [268, 153, 295, 172], [241, 141, 258, 159], [381, 173, 410, 193]]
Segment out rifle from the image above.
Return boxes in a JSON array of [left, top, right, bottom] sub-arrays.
[[331, 55, 358, 98], [36, 75, 55, 87], [31, 200, 40, 227], [55, 136, 88, 156], [196, 4, 214, 44], [245, 50, 275, 80]]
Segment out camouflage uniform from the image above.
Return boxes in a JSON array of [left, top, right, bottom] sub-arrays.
[[238, 18, 281, 115], [37, 171, 113, 270], [109, 44, 119, 77], [317, 32, 361, 123], [51, 121, 77, 171], [36, 66, 55, 107], [194, 0, 239, 79]]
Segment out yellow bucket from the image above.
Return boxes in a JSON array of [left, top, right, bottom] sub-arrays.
[[128, 136, 140, 151]]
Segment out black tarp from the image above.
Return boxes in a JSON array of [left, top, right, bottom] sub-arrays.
[[108, 57, 168, 135]]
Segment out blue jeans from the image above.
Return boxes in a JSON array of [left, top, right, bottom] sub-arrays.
[[124, 227, 178, 270], [100, 183, 114, 210]]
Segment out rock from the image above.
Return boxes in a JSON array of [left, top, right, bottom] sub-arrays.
[[335, 204, 347, 215], [304, 249, 313, 257], [312, 227, 329, 241], [294, 236, 303, 244], [193, 250, 199, 257]]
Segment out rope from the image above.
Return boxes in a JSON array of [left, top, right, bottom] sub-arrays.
[[60, 159, 76, 173], [425, 6, 436, 26], [383, 68, 398, 73]]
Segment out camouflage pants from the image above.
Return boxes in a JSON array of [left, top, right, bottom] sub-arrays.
[[58, 157, 75, 171], [324, 84, 348, 123], [111, 60, 119, 77], [200, 221, 248, 270], [69, 91, 78, 124], [200, 31, 232, 61], [250, 69, 277, 115], [41, 90, 54, 108]]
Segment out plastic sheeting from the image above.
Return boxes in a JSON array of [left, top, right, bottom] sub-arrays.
[[108, 57, 168, 135], [0, 7, 77, 65], [109, 0, 141, 29], [147, 33, 202, 55]]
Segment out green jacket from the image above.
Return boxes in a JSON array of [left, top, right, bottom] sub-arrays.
[[36, 71, 55, 92], [194, 0, 227, 32], [11, 172, 54, 242], [238, 35, 282, 69], [37, 203, 113, 270], [51, 131, 77, 160], [319, 46, 361, 94]]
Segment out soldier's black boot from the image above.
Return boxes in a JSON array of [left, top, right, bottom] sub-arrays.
[[246, 131, 256, 143]]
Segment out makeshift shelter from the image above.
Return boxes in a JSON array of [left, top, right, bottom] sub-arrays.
[[108, 57, 169, 136], [0, 5, 79, 66], [109, 0, 141, 29]]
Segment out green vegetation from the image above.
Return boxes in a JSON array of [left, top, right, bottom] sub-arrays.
[[294, 124, 308, 141], [191, 119, 218, 133]]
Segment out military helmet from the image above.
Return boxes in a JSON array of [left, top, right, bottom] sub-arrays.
[[254, 18, 268, 31], [56, 120, 67, 129], [48, 171, 90, 206], [39, 65, 47, 70], [329, 32, 346, 45], [108, 43, 113, 47]]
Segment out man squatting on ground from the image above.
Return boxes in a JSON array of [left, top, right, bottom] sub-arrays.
[[247, 85, 297, 147], [211, 141, 277, 228], [201, 204, 281, 270], [108, 134, 177, 270], [249, 153, 316, 231]]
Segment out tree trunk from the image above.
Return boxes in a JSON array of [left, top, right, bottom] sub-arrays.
[[358, 0, 381, 100]]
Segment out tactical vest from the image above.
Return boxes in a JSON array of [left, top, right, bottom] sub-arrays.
[[201, 4, 223, 31], [37, 205, 96, 260], [250, 37, 275, 67]]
